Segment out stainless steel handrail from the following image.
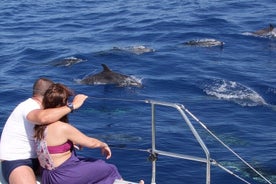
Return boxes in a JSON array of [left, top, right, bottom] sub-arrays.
[[146, 100, 211, 184], [88, 97, 272, 184]]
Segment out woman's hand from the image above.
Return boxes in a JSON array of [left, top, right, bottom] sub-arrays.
[[101, 143, 112, 159]]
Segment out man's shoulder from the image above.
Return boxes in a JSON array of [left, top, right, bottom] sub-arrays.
[[17, 98, 36, 107], [16, 98, 40, 117]]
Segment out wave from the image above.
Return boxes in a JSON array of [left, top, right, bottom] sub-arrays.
[[202, 78, 268, 107]]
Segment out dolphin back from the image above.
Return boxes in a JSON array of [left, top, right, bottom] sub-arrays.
[[269, 24, 274, 31], [253, 24, 276, 37], [80, 64, 142, 87], [102, 64, 112, 72]]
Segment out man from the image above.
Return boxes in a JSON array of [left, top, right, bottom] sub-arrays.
[[0, 78, 88, 184]]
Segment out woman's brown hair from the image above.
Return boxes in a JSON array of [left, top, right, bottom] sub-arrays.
[[34, 83, 74, 140]]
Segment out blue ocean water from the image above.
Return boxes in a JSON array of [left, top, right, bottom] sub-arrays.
[[0, 0, 275, 183]]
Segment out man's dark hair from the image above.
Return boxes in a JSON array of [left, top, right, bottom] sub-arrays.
[[32, 78, 54, 96]]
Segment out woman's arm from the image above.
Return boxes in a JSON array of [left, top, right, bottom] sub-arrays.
[[62, 123, 111, 159]]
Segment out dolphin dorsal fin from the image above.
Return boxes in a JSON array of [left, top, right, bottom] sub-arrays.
[[269, 24, 274, 31], [101, 64, 111, 72]]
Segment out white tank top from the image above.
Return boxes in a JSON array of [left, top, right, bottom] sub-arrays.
[[0, 98, 40, 160]]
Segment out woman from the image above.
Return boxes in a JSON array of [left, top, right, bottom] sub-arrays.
[[34, 83, 143, 184]]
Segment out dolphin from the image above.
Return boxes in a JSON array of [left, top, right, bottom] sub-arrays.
[[112, 45, 155, 55], [80, 64, 142, 87], [95, 45, 155, 56], [184, 38, 224, 47], [253, 24, 276, 37], [53, 57, 86, 67]]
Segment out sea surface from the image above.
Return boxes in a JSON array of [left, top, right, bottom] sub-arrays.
[[0, 0, 275, 184]]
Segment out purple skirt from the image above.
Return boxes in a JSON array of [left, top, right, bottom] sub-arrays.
[[41, 152, 122, 184]]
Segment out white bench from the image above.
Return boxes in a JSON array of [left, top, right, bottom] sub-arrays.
[[113, 179, 139, 184]]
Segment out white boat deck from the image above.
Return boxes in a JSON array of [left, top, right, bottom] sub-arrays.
[[113, 179, 139, 184]]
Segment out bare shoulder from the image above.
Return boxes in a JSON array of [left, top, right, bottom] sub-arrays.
[[46, 121, 73, 144], [48, 121, 73, 131]]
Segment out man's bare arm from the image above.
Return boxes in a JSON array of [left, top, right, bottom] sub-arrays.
[[27, 94, 88, 125]]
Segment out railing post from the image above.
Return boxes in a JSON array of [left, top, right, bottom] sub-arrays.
[[176, 105, 211, 184], [151, 103, 157, 184], [147, 100, 211, 184]]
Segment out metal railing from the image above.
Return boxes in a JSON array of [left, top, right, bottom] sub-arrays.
[[89, 97, 272, 184], [145, 99, 272, 184], [146, 100, 211, 184]]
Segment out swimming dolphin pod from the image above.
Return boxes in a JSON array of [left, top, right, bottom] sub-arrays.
[[80, 64, 142, 87], [184, 38, 224, 47], [253, 24, 276, 37]]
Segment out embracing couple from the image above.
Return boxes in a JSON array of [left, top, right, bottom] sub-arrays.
[[0, 78, 144, 184]]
